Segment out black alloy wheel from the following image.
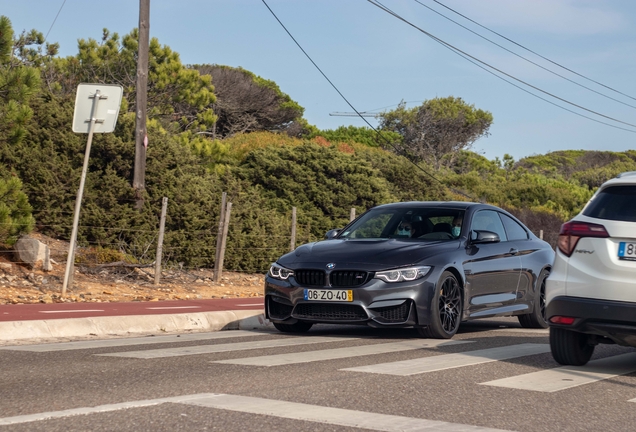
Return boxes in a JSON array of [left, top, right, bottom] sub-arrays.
[[518, 270, 549, 329], [273, 321, 313, 333], [417, 271, 462, 339]]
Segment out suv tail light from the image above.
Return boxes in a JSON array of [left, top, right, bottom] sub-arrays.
[[557, 221, 609, 257]]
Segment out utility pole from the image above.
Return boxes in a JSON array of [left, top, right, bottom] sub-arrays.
[[133, 0, 150, 209]]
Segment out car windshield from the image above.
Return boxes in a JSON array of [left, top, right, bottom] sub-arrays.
[[339, 207, 465, 240]]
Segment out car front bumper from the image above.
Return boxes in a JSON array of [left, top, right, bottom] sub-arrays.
[[547, 295, 636, 347], [264, 276, 435, 328]]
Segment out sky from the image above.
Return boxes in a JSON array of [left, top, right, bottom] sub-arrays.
[[2, 0, 636, 162]]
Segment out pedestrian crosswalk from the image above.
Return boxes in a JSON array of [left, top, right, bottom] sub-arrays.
[[213, 338, 472, 366], [5, 328, 636, 397], [342, 343, 551, 376], [97, 335, 356, 359], [481, 352, 636, 392], [0, 329, 269, 352], [0, 393, 511, 431]]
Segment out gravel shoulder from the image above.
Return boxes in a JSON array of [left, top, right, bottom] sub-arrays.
[[0, 235, 264, 305]]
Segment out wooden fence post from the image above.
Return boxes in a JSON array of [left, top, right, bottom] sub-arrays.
[[154, 197, 168, 285], [350, 208, 356, 222], [213, 192, 227, 282], [215, 202, 232, 282], [539, 229, 544, 240], [290, 207, 297, 251]]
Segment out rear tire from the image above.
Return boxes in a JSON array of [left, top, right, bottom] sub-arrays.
[[417, 271, 462, 339], [550, 327, 594, 366], [518, 270, 549, 329], [273, 321, 313, 333]]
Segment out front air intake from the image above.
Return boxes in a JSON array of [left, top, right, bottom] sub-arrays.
[[294, 270, 326, 286], [329, 271, 371, 287]]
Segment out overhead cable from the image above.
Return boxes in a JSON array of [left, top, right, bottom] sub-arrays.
[[432, 0, 636, 103], [415, 0, 636, 110], [368, 0, 636, 132], [44, 0, 67, 42]]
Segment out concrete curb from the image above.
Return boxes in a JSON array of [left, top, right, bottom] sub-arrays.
[[0, 310, 274, 345]]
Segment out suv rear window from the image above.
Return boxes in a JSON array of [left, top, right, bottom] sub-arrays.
[[583, 185, 636, 222]]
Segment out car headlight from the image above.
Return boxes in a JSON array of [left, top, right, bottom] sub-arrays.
[[269, 263, 294, 280], [374, 266, 431, 283]]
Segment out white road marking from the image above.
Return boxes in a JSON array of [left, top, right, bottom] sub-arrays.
[[235, 303, 263, 307], [482, 352, 636, 392], [97, 336, 357, 359], [184, 394, 512, 431], [145, 306, 202, 310], [0, 330, 269, 352], [492, 328, 549, 335], [0, 394, 208, 426], [0, 393, 512, 431], [342, 343, 550, 376], [213, 339, 473, 366], [38, 309, 105, 313]]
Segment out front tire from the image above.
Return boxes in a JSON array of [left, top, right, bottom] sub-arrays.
[[273, 321, 313, 333], [550, 327, 594, 366], [417, 271, 462, 339], [518, 270, 549, 329]]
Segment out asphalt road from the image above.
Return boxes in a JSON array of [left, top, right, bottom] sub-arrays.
[[1, 318, 636, 432]]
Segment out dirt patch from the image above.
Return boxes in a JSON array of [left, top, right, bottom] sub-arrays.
[[0, 234, 265, 305]]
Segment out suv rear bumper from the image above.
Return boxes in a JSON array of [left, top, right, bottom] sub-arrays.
[[547, 296, 636, 347]]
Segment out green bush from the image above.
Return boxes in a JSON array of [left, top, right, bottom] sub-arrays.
[[0, 174, 34, 246]]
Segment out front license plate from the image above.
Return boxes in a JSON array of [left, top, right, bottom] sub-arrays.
[[618, 242, 636, 261], [304, 289, 353, 302]]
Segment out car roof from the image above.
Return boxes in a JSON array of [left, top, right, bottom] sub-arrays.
[[600, 172, 636, 189], [372, 201, 484, 211]]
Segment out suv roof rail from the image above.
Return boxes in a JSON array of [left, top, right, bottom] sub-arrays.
[[616, 171, 636, 178]]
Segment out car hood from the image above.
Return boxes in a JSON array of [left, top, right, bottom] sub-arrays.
[[276, 238, 460, 271]]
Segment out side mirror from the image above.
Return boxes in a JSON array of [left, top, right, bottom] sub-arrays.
[[324, 229, 342, 239], [470, 230, 500, 244]]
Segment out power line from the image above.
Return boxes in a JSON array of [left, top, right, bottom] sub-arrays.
[[431, 0, 636, 103], [260, 0, 476, 201], [331, 100, 425, 117], [44, 0, 67, 42], [368, 0, 636, 133], [415, 0, 636, 111], [329, 112, 380, 117]]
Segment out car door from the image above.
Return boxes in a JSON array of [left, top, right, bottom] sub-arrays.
[[498, 212, 533, 304], [463, 210, 522, 318]]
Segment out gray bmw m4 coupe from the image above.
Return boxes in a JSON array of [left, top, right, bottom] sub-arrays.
[[265, 201, 555, 339]]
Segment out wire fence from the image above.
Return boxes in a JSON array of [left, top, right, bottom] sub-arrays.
[[1, 197, 358, 281]]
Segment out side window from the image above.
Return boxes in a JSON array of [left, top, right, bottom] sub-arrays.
[[470, 210, 508, 242], [499, 214, 528, 241]]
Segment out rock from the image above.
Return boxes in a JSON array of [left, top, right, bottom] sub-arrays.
[[0, 263, 11, 270], [14, 237, 52, 271]]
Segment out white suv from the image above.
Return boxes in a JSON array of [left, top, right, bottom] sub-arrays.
[[546, 171, 636, 366]]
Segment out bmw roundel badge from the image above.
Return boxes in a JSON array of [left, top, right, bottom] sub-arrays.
[[326, 263, 336, 269]]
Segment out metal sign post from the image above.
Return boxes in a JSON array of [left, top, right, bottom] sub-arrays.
[[62, 84, 123, 297]]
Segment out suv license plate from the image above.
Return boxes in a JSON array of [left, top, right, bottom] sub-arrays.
[[304, 289, 353, 302], [618, 242, 636, 261]]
